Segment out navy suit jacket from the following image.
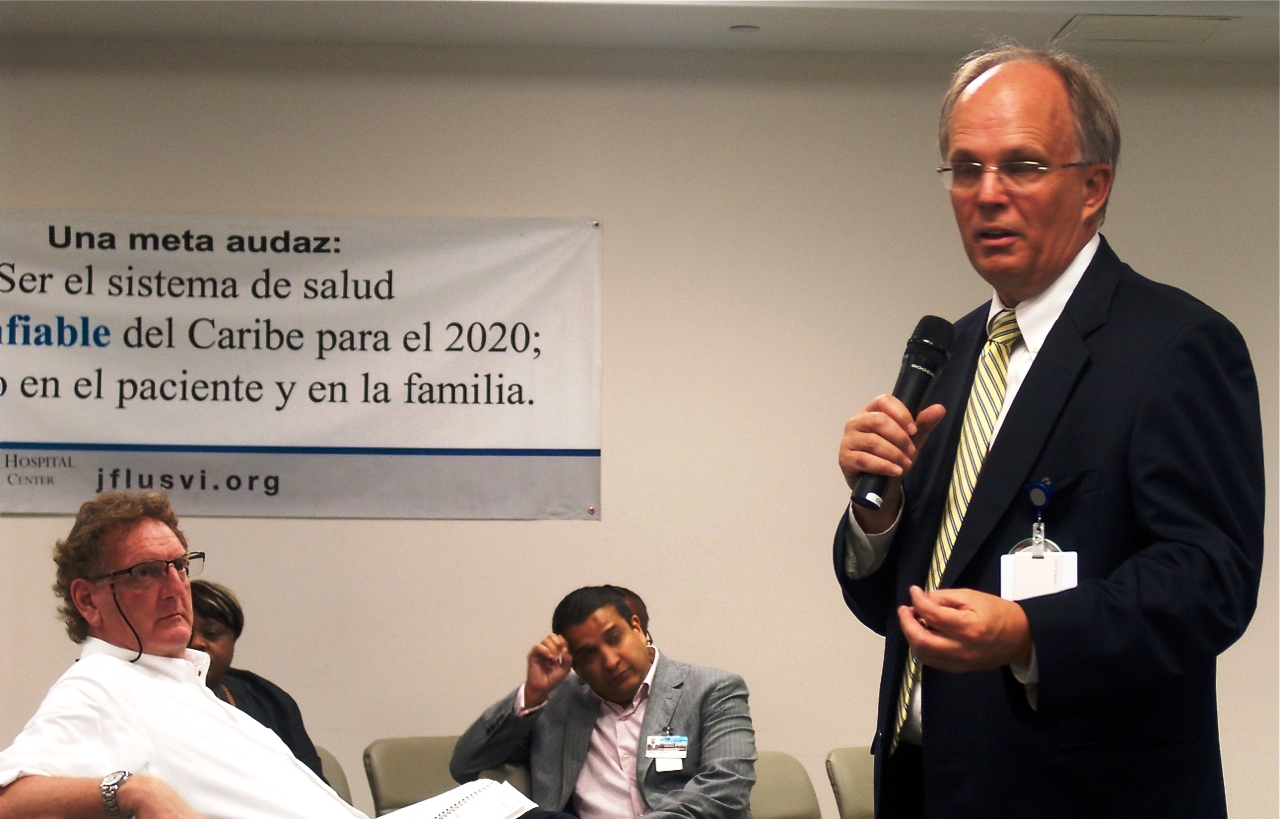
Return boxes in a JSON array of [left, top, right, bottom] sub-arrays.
[[835, 237, 1264, 819]]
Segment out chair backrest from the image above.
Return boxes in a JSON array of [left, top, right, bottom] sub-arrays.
[[478, 762, 533, 797], [315, 745, 353, 805], [825, 747, 875, 819], [364, 735, 461, 816], [751, 751, 821, 819]]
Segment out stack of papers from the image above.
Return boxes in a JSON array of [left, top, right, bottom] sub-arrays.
[[384, 779, 537, 819]]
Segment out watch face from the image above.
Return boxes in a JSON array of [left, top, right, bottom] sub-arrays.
[[102, 771, 131, 819]]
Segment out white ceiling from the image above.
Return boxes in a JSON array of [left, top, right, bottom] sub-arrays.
[[0, 1, 1276, 59]]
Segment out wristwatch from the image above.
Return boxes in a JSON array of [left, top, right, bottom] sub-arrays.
[[100, 770, 131, 819]]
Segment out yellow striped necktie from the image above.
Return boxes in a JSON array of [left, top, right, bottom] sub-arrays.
[[888, 308, 1021, 755]]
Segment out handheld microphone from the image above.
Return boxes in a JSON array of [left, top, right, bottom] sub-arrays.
[[851, 315, 954, 510]]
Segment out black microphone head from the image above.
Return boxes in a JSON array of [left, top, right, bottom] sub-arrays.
[[906, 315, 954, 365], [911, 315, 954, 349]]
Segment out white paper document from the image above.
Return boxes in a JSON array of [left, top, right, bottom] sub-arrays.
[[383, 779, 537, 819]]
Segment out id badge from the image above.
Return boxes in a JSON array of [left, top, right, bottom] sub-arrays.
[[1000, 479, 1078, 601], [1001, 548, 1077, 601], [646, 734, 688, 772]]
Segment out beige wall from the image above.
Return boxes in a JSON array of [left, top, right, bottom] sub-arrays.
[[1, 39, 1276, 818]]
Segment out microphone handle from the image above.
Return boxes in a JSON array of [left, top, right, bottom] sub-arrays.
[[850, 362, 935, 510], [851, 471, 892, 510]]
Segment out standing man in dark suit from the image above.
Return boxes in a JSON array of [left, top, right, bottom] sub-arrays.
[[451, 586, 756, 819], [834, 46, 1263, 819]]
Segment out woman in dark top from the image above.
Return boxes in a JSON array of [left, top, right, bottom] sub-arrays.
[[188, 579, 328, 783]]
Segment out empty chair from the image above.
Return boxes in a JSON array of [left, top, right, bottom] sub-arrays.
[[825, 747, 874, 819], [315, 745, 353, 805], [364, 735, 461, 816], [750, 751, 821, 819]]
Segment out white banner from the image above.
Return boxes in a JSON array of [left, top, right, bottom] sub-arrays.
[[0, 213, 601, 519]]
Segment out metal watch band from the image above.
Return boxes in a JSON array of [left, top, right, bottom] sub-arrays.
[[100, 770, 131, 819]]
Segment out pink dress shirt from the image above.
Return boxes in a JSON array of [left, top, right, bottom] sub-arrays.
[[516, 648, 660, 819]]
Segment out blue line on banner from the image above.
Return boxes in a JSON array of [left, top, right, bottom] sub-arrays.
[[0, 442, 601, 458]]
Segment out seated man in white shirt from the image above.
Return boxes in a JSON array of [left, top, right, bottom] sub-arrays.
[[450, 586, 756, 819], [0, 491, 364, 819]]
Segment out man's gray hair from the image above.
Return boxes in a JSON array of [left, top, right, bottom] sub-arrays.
[[938, 44, 1121, 218]]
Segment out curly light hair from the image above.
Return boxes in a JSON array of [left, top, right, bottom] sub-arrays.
[[53, 491, 189, 643]]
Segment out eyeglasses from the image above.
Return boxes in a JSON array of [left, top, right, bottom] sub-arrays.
[[937, 160, 1093, 192], [90, 552, 205, 589]]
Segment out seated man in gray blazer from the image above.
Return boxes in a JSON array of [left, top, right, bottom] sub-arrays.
[[451, 586, 756, 819]]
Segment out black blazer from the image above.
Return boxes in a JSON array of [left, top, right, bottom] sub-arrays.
[[835, 237, 1264, 819]]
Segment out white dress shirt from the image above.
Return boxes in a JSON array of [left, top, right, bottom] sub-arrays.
[[844, 234, 1100, 741], [0, 638, 363, 819]]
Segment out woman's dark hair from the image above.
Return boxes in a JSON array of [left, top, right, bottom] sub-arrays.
[[606, 585, 650, 634], [190, 579, 245, 639]]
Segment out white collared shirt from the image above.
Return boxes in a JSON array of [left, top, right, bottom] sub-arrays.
[[0, 638, 364, 819], [844, 235, 1100, 741], [988, 232, 1099, 440]]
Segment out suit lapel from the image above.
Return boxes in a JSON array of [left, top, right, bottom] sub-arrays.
[[939, 238, 1121, 586], [637, 655, 685, 781], [560, 677, 600, 806]]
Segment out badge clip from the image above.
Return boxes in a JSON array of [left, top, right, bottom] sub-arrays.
[[1009, 479, 1059, 558], [1002, 479, 1077, 601]]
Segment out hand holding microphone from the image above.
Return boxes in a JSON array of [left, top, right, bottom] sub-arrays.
[[840, 316, 954, 524]]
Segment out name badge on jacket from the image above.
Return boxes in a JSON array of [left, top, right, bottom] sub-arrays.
[[1001, 480, 1078, 601], [646, 735, 688, 772]]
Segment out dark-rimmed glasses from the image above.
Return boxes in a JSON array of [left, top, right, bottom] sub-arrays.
[[937, 160, 1094, 192], [89, 552, 205, 589]]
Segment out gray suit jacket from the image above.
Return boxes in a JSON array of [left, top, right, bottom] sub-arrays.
[[450, 655, 756, 819]]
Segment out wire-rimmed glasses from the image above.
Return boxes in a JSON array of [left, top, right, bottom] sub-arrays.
[[89, 552, 205, 589], [937, 160, 1094, 192]]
